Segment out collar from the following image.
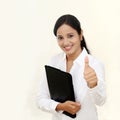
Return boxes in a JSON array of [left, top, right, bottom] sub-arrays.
[[62, 47, 88, 66], [73, 47, 88, 66]]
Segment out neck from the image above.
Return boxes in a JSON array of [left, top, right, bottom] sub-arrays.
[[66, 49, 82, 62]]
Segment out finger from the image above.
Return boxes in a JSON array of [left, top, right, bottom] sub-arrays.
[[85, 76, 97, 83], [71, 102, 80, 106], [84, 70, 93, 75], [75, 102, 81, 107], [84, 56, 89, 67], [84, 71, 97, 79], [88, 80, 98, 88]]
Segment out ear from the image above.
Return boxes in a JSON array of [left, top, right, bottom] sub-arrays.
[[80, 29, 83, 41]]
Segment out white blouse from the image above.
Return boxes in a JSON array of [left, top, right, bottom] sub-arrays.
[[37, 48, 106, 120]]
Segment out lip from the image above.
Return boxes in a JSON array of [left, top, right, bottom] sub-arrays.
[[64, 45, 73, 51]]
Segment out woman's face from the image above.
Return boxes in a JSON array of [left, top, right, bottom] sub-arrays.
[[56, 24, 82, 57]]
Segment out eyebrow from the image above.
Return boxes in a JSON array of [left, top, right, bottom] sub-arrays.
[[57, 32, 74, 36]]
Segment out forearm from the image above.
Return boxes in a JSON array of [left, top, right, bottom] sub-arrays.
[[89, 60, 106, 106], [37, 72, 59, 113], [89, 84, 106, 106], [37, 95, 59, 113]]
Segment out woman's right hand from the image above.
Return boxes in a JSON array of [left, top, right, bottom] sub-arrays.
[[56, 101, 81, 115]]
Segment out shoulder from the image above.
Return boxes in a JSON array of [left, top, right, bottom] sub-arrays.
[[88, 54, 104, 66], [88, 54, 104, 69], [47, 52, 65, 66]]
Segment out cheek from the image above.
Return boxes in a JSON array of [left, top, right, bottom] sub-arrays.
[[73, 40, 81, 48], [57, 41, 62, 47]]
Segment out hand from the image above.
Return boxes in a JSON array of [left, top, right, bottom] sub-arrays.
[[84, 56, 98, 88], [56, 101, 81, 115]]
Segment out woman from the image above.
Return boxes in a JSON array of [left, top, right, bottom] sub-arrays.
[[37, 14, 106, 120]]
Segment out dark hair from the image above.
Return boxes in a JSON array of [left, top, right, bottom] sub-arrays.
[[53, 14, 90, 54]]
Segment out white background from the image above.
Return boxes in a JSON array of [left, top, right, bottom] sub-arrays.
[[0, 0, 120, 120]]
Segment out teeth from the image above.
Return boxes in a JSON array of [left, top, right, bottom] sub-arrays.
[[64, 46, 72, 50], [65, 46, 71, 49]]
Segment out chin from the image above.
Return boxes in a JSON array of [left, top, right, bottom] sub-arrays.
[[65, 51, 74, 56]]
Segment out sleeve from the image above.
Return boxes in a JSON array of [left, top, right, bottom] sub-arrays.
[[36, 69, 59, 114], [88, 60, 106, 106]]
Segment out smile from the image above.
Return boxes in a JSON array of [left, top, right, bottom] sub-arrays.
[[64, 45, 73, 51]]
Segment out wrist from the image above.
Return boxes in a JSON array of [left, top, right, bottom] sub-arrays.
[[88, 82, 97, 88], [56, 103, 64, 111]]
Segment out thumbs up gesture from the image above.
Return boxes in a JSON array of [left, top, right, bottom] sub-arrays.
[[84, 56, 98, 88]]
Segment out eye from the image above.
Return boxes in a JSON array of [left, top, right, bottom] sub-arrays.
[[57, 36, 63, 40], [68, 34, 74, 38]]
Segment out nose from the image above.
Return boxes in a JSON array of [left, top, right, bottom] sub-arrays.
[[63, 38, 69, 46]]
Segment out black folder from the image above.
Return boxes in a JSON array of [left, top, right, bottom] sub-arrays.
[[45, 65, 76, 118]]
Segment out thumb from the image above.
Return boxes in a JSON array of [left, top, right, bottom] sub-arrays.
[[84, 56, 89, 67]]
